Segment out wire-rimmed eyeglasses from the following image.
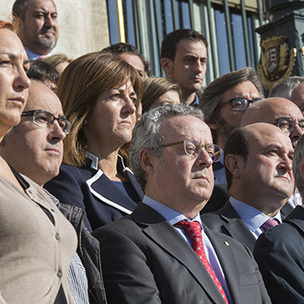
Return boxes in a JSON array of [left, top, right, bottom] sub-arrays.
[[21, 110, 72, 135], [220, 97, 261, 111], [161, 139, 222, 162], [272, 117, 304, 133]]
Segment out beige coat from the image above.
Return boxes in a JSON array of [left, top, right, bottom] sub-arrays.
[[0, 174, 77, 303]]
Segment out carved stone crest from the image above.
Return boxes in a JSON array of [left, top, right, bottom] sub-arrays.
[[258, 36, 297, 90]]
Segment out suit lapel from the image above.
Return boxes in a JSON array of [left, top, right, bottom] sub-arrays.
[[219, 202, 256, 252], [280, 202, 293, 219], [86, 170, 137, 214], [205, 226, 241, 303], [132, 203, 227, 304]]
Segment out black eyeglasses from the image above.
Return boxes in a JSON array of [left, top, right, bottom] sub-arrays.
[[21, 110, 72, 134], [272, 117, 304, 133], [220, 97, 261, 111], [161, 140, 222, 162]]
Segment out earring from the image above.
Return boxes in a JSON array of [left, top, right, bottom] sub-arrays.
[[83, 119, 88, 125]]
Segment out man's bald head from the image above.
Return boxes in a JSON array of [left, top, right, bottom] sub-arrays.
[[241, 97, 304, 147]]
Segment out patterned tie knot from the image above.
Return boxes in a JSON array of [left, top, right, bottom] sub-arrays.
[[174, 220, 202, 251], [260, 218, 279, 231]]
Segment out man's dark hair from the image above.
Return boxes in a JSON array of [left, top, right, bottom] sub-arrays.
[[12, 0, 56, 21], [12, 0, 29, 21], [224, 127, 249, 190], [160, 29, 208, 61], [27, 60, 60, 84], [102, 42, 151, 76]]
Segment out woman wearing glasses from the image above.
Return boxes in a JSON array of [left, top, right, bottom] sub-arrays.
[[45, 52, 143, 231], [0, 22, 76, 303]]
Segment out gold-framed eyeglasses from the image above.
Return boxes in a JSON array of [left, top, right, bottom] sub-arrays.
[[161, 139, 222, 162]]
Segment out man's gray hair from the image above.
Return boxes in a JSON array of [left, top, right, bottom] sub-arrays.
[[269, 76, 304, 100], [129, 104, 204, 189], [293, 134, 304, 195]]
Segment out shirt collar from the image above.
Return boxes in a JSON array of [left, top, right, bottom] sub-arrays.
[[229, 196, 282, 232], [25, 47, 53, 60], [142, 195, 203, 227], [85, 151, 126, 171], [190, 93, 200, 106]]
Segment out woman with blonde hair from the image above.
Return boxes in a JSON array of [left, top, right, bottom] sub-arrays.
[[142, 77, 181, 112], [45, 51, 144, 231]]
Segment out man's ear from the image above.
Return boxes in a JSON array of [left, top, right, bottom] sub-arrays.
[[160, 58, 173, 77], [139, 148, 155, 175], [12, 16, 21, 33], [225, 154, 242, 178]]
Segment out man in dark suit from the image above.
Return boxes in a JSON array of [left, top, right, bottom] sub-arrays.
[[202, 123, 294, 252], [254, 133, 304, 303], [93, 104, 270, 304]]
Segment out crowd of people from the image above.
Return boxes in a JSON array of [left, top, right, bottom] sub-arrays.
[[1, 0, 304, 303]]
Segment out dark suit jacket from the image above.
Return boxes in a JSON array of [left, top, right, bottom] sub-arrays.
[[254, 206, 304, 303], [201, 200, 293, 252], [44, 157, 143, 231], [93, 203, 271, 304], [201, 184, 230, 214]]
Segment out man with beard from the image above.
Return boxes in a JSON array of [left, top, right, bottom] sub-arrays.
[[202, 123, 294, 252], [199, 67, 264, 186], [12, 0, 58, 60]]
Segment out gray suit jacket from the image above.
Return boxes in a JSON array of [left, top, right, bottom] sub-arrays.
[[93, 202, 270, 304], [201, 200, 293, 252]]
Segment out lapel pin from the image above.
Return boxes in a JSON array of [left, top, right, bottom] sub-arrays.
[[224, 241, 230, 246]]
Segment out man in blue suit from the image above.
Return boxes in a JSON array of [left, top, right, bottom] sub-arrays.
[[93, 104, 270, 304]]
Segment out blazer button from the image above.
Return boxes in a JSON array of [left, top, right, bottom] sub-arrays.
[[57, 270, 62, 278], [55, 233, 60, 240]]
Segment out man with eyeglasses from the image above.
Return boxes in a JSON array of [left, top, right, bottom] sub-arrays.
[[199, 67, 264, 213], [202, 123, 294, 252], [200, 67, 263, 188], [92, 104, 271, 304], [241, 97, 304, 148], [0, 80, 107, 304]]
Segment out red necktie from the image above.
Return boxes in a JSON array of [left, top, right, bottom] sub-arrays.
[[260, 218, 279, 231], [175, 220, 229, 304]]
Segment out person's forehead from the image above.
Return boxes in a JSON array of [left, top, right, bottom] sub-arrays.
[[248, 125, 292, 152], [26, 0, 57, 12], [266, 101, 303, 121], [27, 82, 63, 114], [175, 39, 207, 57], [0, 29, 27, 55], [222, 80, 259, 98], [160, 115, 212, 141], [118, 53, 144, 71]]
